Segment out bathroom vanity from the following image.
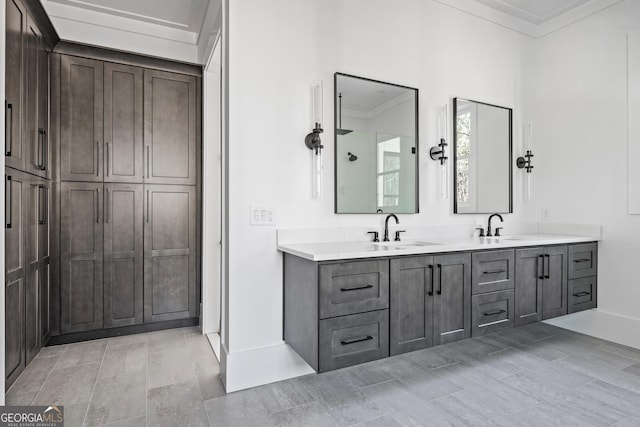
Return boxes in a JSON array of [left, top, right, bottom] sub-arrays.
[[280, 234, 598, 372]]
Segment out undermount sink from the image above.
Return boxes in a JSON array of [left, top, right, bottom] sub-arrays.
[[374, 240, 440, 248]]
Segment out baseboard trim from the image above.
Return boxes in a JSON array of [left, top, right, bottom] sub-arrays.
[[224, 343, 315, 393], [544, 309, 640, 350], [47, 317, 199, 346]]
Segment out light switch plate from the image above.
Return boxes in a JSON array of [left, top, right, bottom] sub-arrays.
[[250, 205, 276, 226]]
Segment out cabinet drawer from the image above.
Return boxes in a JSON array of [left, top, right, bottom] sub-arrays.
[[472, 250, 515, 294], [471, 290, 514, 337], [568, 243, 597, 279], [319, 310, 389, 372], [319, 260, 389, 319], [568, 277, 597, 313]]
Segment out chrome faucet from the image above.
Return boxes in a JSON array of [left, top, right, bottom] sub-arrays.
[[487, 213, 504, 237], [383, 214, 399, 242]]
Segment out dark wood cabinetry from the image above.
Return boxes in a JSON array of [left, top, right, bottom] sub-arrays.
[[59, 55, 103, 182], [103, 183, 144, 328], [60, 182, 104, 334], [144, 70, 197, 185], [5, 0, 26, 171], [143, 185, 198, 322]]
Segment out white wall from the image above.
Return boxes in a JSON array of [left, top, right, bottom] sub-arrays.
[[526, 0, 640, 321], [224, 0, 533, 390]]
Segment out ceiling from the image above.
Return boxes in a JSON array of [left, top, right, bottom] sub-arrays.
[[46, 0, 210, 32], [436, 0, 622, 37], [42, 0, 221, 64]]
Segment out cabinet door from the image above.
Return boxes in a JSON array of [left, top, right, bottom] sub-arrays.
[[104, 63, 143, 183], [60, 55, 103, 181], [40, 263, 51, 344], [36, 28, 50, 179], [144, 185, 197, 322], [144, 70, 197, 185], [542, 246, 568, 320], [104, 183, 143, 327], [5, 170, 26, 388], [60, 182, 104, 333], [433, 253, 471, 345], [25, 176, 45, 363], [514, 248, 544, 327], [390, 256, 434, 356], [5, 0, 26, 171]]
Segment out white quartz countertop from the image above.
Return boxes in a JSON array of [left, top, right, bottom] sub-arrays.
[[277, 233, 598, 262]]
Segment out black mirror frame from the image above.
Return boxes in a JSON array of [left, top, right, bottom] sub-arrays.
[[334, 72, 420, 214], [452, 97, 513, 214]]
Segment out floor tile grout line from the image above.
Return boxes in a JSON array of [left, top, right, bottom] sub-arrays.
[[31, 344, 70, 405], [81, 344, 109, 427]]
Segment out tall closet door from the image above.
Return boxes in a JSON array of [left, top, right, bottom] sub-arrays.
[[5, 0, 26, 171], [104, 63, 143, 183], [60, 182, 104, 333], [60, 55, 103, 182], [5, 170, 26, 388], [144, 70, 197, 185], [144, 185, 197, 322], [104, 183, 143, 328], [25, 15, 47, 178]]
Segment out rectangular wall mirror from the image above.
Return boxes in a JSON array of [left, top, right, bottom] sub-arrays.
[[335, 73, 419, 214], [453, 98, 512, 214]]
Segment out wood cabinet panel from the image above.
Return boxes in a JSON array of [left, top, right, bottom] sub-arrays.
[[60, 55, 103, 181], [144, 70, 197, 185], [60, 182, 104, 333]]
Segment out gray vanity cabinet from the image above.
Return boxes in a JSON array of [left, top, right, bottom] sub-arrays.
[[104, 183, 144, 328], [568, 243, 597, 313], [515, 245, 568, 324], [143, 185, 198, 323], [60, 55, 104, 182], [143, 70, 197, 185], [60, 182, 104, 333], [389, 253, 471, 356]]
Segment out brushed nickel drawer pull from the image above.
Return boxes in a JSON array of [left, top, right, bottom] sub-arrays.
[[340, 284, 373, 292], [341, 336, 373, 345], [483, 309, 506, 316], [573, 291, 590, 297], [483, 269, 506, 274]]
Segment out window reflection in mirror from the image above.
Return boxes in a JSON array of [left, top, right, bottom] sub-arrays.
[[453, 98, 512, 214], [335, 73, 419, 214]]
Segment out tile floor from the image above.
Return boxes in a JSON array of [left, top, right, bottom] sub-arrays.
[[7, 322, 640, 426]]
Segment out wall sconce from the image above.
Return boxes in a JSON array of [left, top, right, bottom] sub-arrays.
[[305, 80, 324, 198], [431, 105, 449, 199], [518, 123, 534, 202]]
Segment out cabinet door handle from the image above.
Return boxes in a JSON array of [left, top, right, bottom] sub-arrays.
[[96, 187, 101, 223], [38, 185, 45, 225], [37, 129, 47, 170], [437, 263, 443, 295], [106, 142, 110, 177], [544, 254, 550, 278], [483, 309, 506, 316], [573, 258, 590, 263], [106, 188, 111, 223], [146, 146, 150, 179], [146, 189, 150, 223], [538, 255, 544, 279], [43, 129, 48, 171], [5, 102, 12, 156], [483, 269, 506, 275], [340, 336, 373, 346], [573, 291, 590, 297], [340, 284, 373, 292], [5, 175, 12, 229], [428, 264, 434, 296], [44, 185, 48, 225], [96, 141, 100, 177]]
